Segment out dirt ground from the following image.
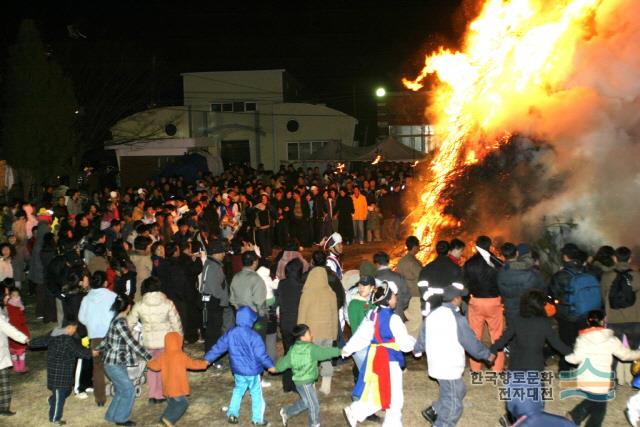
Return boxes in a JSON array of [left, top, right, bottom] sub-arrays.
[[5, 242, 637, 426]]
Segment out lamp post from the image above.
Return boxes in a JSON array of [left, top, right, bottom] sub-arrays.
[[376, 87, 388, 138]]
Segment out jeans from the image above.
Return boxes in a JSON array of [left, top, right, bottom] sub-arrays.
[[162, 396, 189, 424], [433, 378, 466, 427], [505, 371, 544, 418], [228, 374, 265, 423], [48, 388, 70, 422], [569, 394, 607, 427], [104, 364, 135, 424], [352, 220, 365, 243], [283, 383, 320, 427]]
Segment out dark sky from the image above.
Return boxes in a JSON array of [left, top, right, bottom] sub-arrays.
[[3, 0, 466, 141]]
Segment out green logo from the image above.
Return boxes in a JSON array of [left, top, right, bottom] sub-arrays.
[[558, 359, 615, 401]]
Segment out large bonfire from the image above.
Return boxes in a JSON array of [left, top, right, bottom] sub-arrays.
[[403, 0, 640, 260]]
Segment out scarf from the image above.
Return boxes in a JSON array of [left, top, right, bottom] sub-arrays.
[[476, 246, 494, 268]]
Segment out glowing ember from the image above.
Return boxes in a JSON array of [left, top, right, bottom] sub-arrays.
[[403, 0, 601, 261]]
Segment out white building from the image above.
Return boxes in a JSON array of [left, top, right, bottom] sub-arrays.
[[107, 69, 358, 185]]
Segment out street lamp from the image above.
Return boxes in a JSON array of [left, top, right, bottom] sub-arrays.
[[376, 87, 386, 98]]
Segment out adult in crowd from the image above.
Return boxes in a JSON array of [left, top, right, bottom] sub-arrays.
[[200, 240, 229, 352], [61, 268, 93, 399], [177, 241, 203, 344], [275, 241, 309, 281], [98, 294, 152, 426], [229, 251, 267, 337], [78, 271, 117, 407], [127, 276, 182, 404], [351, 186, 368, 245], [396, 236, 423, 335], [497, 242, 546, 326], [418, 240, 464, 314], [549, 243, 601, 372], [297, 266, 338, 396], [600, 247, 640, 351], [157, 242, 189, 330], [277, 258, 305, 393], [463, 235, 505, 373], [490, 289, 573, 425], [334, 188, 354, 245], [130, 236, 153, 302], [374, 252, 410, 321]]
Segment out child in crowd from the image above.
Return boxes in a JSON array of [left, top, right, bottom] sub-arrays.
[[0, 243, 13, 281], [5, 286, 29, 373], [147, 332, 208, 427], [565, 310, 640, 426], [0, 282, 29, 417], [342, 281, 416, 426], [204, 306, 275, 426], [415, 283, 494, 427], [46, 319, 94, 425], [346, 276, 376, 375], [365, 203, 382, 243], [275, 324, 341, 427]]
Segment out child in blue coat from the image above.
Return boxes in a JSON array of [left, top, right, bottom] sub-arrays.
[[204, 306, 275, 426]]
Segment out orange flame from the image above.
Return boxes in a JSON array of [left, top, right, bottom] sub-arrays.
[[371, 154, 383, 165], [404, 0, 601, 261]]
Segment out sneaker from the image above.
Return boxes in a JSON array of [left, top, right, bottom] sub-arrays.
[[343, 406, 357, 427], [51, 421, 67, 425], [421, 406, 437, 424], [228, 416, 239, 424], [0, 410, 16, 416], [498, 414, 511, 427], [85, 388, 94, 393], [279, 408, 288, 426], [261, 380, 272, 388], [366, 414, 382, 423], [75, 392, 88, 400], [252, 422, 270, 427], [160, 417, 174, 427]]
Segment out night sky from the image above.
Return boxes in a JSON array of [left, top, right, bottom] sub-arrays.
[[3, 0, 467, 143]]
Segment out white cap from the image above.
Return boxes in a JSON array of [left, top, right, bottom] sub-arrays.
[[324, 232, 343, 249]]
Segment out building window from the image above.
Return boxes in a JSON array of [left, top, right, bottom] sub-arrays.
[[287, 141, 328, 161], [210, 103, 222, 112], [287, 119, 299, 132], [245, 102, 257, 111], [222, 103, 233, 112], [233, 102, 245, 112]]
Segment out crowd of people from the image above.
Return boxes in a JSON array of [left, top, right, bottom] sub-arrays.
[[0, 163, 638, 427]]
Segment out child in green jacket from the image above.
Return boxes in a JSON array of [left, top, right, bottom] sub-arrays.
[[275, 324, 340, 427]]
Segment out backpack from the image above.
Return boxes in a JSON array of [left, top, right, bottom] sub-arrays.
[[564, 269, 602, 316], [608, 269, 635, 309]]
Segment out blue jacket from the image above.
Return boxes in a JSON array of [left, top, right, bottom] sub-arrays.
[[78, 288, 117, 339], [204, 306, 274, 376]]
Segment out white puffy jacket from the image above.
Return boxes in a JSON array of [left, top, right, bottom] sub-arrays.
[[127, 292, 182, 350], [566, 327, 640, 395]]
